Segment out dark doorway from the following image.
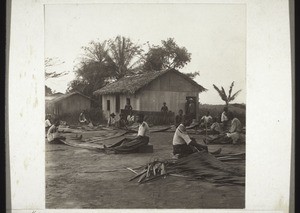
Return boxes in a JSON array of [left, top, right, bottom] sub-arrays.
[[107, 100, 110, 111], [116, 94, 120, 113]]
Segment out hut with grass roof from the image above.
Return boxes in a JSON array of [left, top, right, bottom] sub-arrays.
[[93, 68, 207, 120], [46, 92, 96, 116]]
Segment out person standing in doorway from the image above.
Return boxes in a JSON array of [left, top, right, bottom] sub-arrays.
[[187, 98, 196, 119], [161, 102, 169, 124], [124, 99, 133, 117]]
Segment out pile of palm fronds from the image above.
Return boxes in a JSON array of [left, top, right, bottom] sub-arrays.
[[128, 160, 173, 184], [128, 151, 245, 186]]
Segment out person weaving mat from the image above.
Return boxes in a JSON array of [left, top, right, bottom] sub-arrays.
[[47, 120, 66, 144], [172, 115, 221, 159], [103, 113, 150, 154]]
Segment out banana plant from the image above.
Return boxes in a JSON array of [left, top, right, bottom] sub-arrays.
[[213, 81, 242, 106]]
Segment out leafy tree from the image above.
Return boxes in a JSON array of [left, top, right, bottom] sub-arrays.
[[144, 38, 191, 71], [107, 36, 144, 79], [67, 41, 111, 96], [213, 81, 242, 106], [68, 36, 143, 96]]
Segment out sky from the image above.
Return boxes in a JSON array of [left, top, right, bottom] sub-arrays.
[[45, 3, 246, 104]]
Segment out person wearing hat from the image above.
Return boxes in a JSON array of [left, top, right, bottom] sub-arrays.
[[107, 113, 116, 127], [161, 102, 169, 113]]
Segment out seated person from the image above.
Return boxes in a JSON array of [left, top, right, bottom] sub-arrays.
[[175, 109, 184, 128], [225, 112, 243, 144], [45, 114, 52, 135], [173, 116, 208, 158], [116, 113, 127, 129], [47, 120, 66, 143], [210, 117, 223, 134], [200, 111, 213, 128], [104, 113, 150, 154], [127, 112, 135, 125], [107, 113, 116, 127], [79, 110, 89, 124]]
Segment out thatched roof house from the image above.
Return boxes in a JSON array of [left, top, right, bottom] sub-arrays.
[[94, 69, 206, 95], [94, 68, 206, 119], [46, 92, 96, 116]]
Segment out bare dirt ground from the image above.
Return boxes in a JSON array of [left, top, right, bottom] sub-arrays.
[[46, 130, 245, 209]]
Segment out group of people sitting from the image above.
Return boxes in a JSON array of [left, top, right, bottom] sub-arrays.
[[107, 111, 135, 128], [107, 101, 135, 128], [45, 105, 244, 157], [174, 106, 244, 144]]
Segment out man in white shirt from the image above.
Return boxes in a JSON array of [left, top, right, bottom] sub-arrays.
[[173, 115, 208, 158], [47, 120, 65, 143], [45, 114, 52, 136], [45, 117, 52, 128], [104, 113, 150, 153], [200, 111, 213, 128], [137, 114, 150, 138]]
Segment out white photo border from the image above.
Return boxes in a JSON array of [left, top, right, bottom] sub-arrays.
[[7, 0, 292, 212]]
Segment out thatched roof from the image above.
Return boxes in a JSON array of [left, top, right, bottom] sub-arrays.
[[49, 92, 94, 104], [45, 92, 64, 101], [93, 69, 207, 96]]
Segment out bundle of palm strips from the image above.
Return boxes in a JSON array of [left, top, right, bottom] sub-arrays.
[[129, 151, 245, 186]]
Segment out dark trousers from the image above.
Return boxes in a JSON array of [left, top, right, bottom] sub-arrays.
[[173, 144, 196, 157], [107, 136, 149, 154]]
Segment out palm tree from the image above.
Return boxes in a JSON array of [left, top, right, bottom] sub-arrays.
[[107, 36, 144, 79], [213, 81, 242, 106]]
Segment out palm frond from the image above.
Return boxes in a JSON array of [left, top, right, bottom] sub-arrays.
[[228, 90, 242, 102], [228, 81, 235, 100], [213, 84, 228, 101], [221, 87, 227, 99]]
